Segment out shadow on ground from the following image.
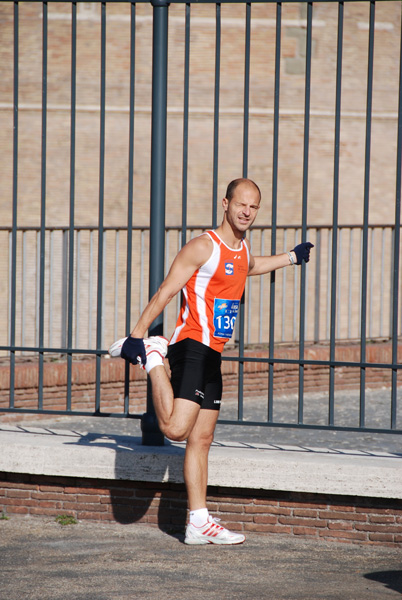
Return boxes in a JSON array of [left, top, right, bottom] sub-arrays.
[[364, 570, 402, 594], [72, 431, 187, 540]]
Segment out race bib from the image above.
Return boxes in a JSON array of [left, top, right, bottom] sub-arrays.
[[213, 298, 240, 339]]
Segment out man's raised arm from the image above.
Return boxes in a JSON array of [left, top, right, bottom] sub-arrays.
[[121, 235, 213, 365], [248, 242, 314, 276]]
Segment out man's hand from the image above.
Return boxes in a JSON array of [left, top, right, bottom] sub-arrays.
[[121, 337, 147, 366], [292, 242, 314, 265]]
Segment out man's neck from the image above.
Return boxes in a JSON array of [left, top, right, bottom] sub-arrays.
[[214, 222, 244, 249]]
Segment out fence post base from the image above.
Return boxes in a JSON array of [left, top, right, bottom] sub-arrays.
[[141, 411, 165, 446]]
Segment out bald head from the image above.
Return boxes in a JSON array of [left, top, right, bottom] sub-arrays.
[[225, 178, 261, 203]]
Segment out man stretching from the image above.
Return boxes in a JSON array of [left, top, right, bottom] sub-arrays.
[[109, 178, 313, 545]]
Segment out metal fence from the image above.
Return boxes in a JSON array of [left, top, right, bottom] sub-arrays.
[[0, 0, 401, 438]]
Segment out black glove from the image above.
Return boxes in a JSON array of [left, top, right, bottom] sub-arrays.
[[121, 337, 147, 366], [292, 242, 314, 265]]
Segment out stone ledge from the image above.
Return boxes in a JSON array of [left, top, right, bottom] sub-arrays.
[[0, 424, 401, 500]]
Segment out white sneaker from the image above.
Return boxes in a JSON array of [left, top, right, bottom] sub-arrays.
[[184, 516, 245, 545], [142, 336, 169, 370], [108, 337, 127, 357], [108, 336, 168, 361]]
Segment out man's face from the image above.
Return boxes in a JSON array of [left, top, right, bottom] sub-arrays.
[[223, 183, 260, 233]]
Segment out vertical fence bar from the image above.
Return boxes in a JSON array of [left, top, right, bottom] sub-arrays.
[[348, 228, 353, 338], [268, 0, 281, 422], [114, 231, 119, 340], [329, 0, 343, 426], [95, 1, 107, 413], [368, 227, 374, 338], [49, 231, 54, 346], [176, 230, 182, 316], [380, 228, 385, 337], [140, 229, 145, 313], [391, 3, 402, 429], [298, 1, 313, 424], [325, 229, 331, 339], [259, 231, 264, 344], [293, 229, 298, 341], [75, 231, 80, 347], [359, 0, 375, 428], [66, 1, 77, 412], [22, 231, 27, 349], [400, 236, 402, 339], [38, 0, 48, 410], [142, 0, 169, 445], [124, 1, 136, 415], [236, 1, 251, 421], [181, 2, 190, 249], [9, 0, 19, 409], [314, 229, 321, 342], [336, 228, 342, 339], [177, 3, 190, 345], [102, 232, 106, 347], [8, 232, 12, 351], [359, 229, 363, 337], [212, 2, 221, 229], [281, 229, 287, 342], [61, 230, 68, 348], [247, 231, 253, 344], [36, 231, 40, 346], [242, 2, 251, 176], [88, 230, 94, 347], [163, 230, 170, 332]]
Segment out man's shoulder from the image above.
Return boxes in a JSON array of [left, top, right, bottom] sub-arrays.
[[186, 232, 214, 251], [179, 232, 214, 267]]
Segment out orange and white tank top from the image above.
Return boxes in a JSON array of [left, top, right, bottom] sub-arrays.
[[169, 230, 250, 353]]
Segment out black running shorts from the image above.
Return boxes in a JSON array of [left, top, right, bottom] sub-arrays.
[[167, 338, 222, 410]]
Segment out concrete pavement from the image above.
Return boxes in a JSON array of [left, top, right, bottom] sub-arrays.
[[1, 516, 402, 600]]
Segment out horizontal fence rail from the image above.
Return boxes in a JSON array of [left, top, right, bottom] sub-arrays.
[[0, 0, 401, 437]]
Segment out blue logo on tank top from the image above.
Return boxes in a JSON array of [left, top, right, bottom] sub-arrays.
[[225, 262, 234, 275]]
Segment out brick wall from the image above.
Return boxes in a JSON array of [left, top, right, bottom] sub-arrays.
[[1, 1, 400, 228], [1, 471, 401, 547], [0, 341, 400, 418]]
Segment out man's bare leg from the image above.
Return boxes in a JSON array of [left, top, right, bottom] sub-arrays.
[[147, 365, 200, 441], [183, 409, 219, 510], [147, 363, 218, 505]]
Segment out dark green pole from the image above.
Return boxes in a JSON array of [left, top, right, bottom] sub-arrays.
[[141, 0, 169, 445]]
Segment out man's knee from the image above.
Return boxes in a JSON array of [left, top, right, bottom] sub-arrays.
[[161, 422, 191, 442], [159, 397, 201, 441], [187, 429, 214, 451]]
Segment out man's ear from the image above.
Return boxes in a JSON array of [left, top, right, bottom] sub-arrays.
[[222, 197, 229, 211]]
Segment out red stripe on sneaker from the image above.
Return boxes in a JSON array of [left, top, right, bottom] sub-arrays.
[[203, 523, 223, 538], [203, 526, 214, 536]]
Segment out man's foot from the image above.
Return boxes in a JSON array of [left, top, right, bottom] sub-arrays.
[[108, 336, 168, 360], [108, 337, 127, 357], [184, 516, 245, 545], [141, 336, 169, 372]]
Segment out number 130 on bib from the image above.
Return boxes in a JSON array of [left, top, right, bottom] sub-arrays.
[[213, 299, 240, 339]]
